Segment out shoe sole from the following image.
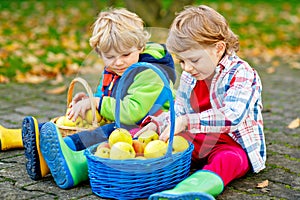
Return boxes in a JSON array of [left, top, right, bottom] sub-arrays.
[[22, 117, 42, 180], [148, 192, 215, 200], [40, 122, 74, 189]]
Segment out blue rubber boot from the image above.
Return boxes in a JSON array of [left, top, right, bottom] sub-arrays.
[[39, 122, 88, 189], [22, 116, 50, 180], [148, 170, 224, 200]]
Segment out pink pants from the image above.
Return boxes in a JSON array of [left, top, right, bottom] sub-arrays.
[[179, 132, 250, 186]]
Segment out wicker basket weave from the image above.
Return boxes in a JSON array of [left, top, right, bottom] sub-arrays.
[[51, 77, 99, 137], [84, 62, 194, 199]]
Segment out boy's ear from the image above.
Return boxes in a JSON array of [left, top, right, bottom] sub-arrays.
[[216, 41, 226, 56]]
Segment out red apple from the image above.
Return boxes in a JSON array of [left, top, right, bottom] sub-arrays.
[[132, 140, 146, 156]]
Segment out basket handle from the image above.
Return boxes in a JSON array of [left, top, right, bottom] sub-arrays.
[[115, 62, 175, 157], [66, 77, 98, 127]]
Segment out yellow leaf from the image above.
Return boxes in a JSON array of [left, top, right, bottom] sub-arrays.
[[256, 180, 269, 188], [266, 67, 276, 74], [15, 71, 47, 84], [290, 62, 300, 70], [0, 75, 10, 83], [50, 73, 64, 85], [45, 85, 67, 95], [287, 118, 300, 129]]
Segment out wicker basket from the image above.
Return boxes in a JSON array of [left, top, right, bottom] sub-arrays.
[[84, 62, 194, 199], [51, 77, 99, 137]]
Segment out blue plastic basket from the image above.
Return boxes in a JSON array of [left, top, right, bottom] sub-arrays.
[[84, 62, 194, 199]]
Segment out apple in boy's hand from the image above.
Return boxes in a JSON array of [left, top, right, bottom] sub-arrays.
[[132, 140, 146, 156], [144, 140, 167, 159], [85, 109, 102, 124], [167, 136, 189, 153], [63, 115, 83, 127], [138, 130, 159, 145], [109, 128, 133, 147], [110, 142, 136, 160]]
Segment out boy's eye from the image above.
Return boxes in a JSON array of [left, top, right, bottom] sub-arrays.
[[123, 53, 131, 57], [191, 59, 199, 63], [105, 56, 114, 59], [178, 59, 184, 64]]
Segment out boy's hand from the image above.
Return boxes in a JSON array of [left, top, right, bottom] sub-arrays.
[[134, 122, 157, 138], [159, 115, 188, 141], [67, 98, 91, 121], [69, 92, 87, 108]]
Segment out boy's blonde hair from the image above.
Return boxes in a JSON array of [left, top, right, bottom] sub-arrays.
[[90, 8, 150, 54], [167, 5, 239, 55]]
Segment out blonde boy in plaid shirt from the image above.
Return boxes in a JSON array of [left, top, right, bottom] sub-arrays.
[[136, 5, 266, 200]]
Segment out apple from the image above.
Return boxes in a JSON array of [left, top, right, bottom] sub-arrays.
[[135, 156, 146, 160], [138, 130, 159, 145], [96, 141, 110, 149], [85, 109, 102, 124], [132, 140, 146, 156], [167, 136, 189, 153], [144, 140, 167, 159], [108, 128, 133, 147], [94, 145, 110, 158], [56, 116, 65, 126], [63, 115, 83, 127], [110, 142, 136, 160]]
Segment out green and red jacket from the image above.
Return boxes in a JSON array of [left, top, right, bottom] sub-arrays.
[[94, 42, 176, 125]]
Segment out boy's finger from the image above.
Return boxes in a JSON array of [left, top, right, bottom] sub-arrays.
[[134, 127, 147, 138], [159, 127, 170, 142]]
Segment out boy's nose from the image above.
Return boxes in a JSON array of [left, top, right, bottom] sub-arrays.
[[181, 62, 193, 72], [115, 58, 124, 66]]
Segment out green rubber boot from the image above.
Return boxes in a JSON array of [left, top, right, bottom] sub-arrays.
[[39, 122, 88, 189], [149, 170, 224, 200]]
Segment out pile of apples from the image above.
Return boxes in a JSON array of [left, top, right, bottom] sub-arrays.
[[55, 108, 108, 129], [94, 128, 189, 160]]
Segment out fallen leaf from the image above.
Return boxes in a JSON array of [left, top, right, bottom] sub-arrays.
[[15, 71, 47, 84], [290, 62, 300, 69], [50, 73, 64, 85], [266, 67, 276, 74], [261, 188, 271, 193], [45, 85, 67, 95], [256, 180, 269, 188], [0, 75, 10, 83], [287, 118, 300, 129]]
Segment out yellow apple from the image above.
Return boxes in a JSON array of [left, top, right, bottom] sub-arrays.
[[85, 109, 102, 124], [96, 141, 110, 149], [110, 142, 136, 160], [138, 130, 159, 145], [94, 146, 110, 158], [144, 140, 167, 159], [132, 140, 146, 156], [63, 116, 83, 127], [167, 136, 189, 153], [108, 128, 133, 147], [135, 156, 146, 160], [56, 116, 65, 126]]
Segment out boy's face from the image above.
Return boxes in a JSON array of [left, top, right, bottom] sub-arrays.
[[175, 45, 219, 80], [101, 47, 142, 76]]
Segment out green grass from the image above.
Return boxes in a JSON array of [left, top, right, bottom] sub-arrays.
[[0, 0, 299, 81]]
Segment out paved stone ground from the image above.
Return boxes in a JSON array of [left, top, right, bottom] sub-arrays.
[[0, 65, 299, 200]]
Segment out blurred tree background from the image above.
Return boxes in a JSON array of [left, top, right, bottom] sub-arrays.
[[0, 0, 299, 83]]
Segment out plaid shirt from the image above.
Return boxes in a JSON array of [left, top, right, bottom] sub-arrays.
[[151, 54, 266, 173]]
